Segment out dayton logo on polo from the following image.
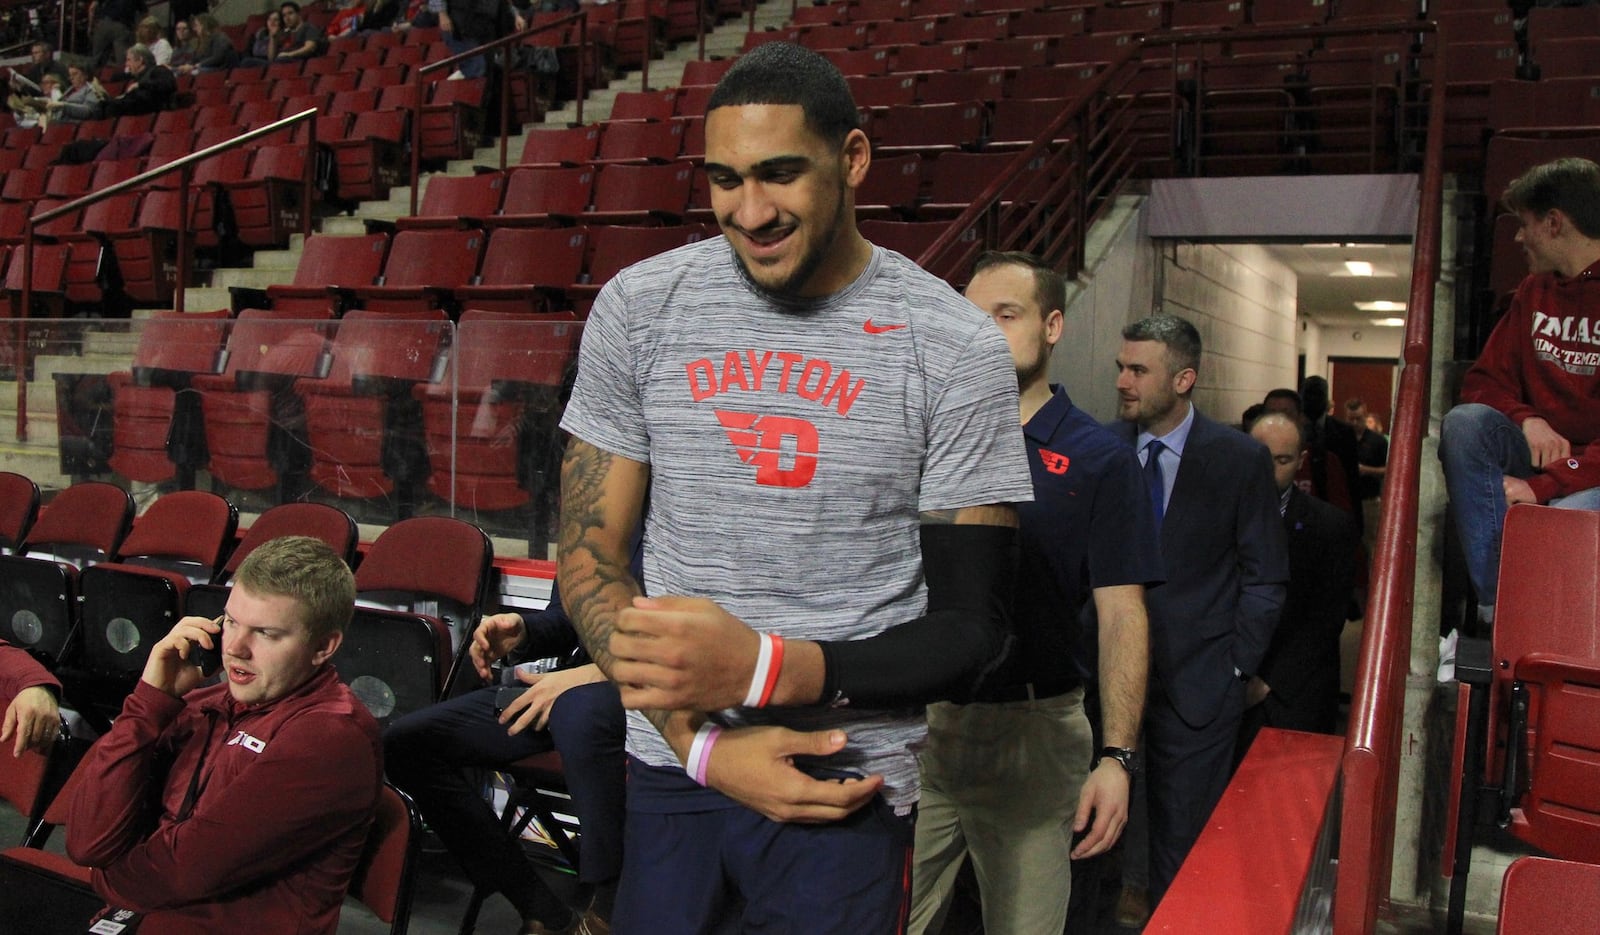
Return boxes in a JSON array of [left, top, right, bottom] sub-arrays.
[[716, 411, 819, 488]]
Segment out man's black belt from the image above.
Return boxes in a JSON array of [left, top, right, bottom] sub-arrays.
[[969, 676, 1082, 705]]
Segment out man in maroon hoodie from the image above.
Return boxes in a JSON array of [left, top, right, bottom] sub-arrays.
[[66, 535, 382, 935], [1440, 156, 1600, 628]]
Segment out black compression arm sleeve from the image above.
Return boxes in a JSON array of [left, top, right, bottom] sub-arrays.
[[817, 523, 1018, 707]]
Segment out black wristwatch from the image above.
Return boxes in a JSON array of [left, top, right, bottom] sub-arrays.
[[1094, 746, 1138, 776]]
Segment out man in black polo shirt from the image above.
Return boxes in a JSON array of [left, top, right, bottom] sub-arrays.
[[907, 252, 1162, 935]]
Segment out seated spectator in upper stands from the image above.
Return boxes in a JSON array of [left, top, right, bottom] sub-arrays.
[[327, 0, 368, 40], [7, 41, 69, 94], [167, 16, 199, 71], [1239, 413, 1359, 749], [274, 1, 327, 60], [1, 639, 62, 758], [45, 64, 107, 124], [359, 0, 409, 32], [239, 9, 282, 66], [178, 14, 239, 75], [385, 566, 630, 935], [1345, 397, 1388, 502], [88, 0, 142, 71], [391, 0, 438, 33], [7, 72, 61, 127], [64, 536, 382, 934], [102, 44, 175, 117], [1439, 156, 1600, 629], [136, 16, 171, 66], [441, 0, 517, 78]]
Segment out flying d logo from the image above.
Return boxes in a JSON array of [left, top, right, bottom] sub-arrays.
[[716, 410, 820, 488]]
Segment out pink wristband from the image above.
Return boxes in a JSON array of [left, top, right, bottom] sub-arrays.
[[685, 723, 722, 787]]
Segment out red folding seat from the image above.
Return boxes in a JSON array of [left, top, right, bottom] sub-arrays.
[[674, 84, 714, 119], [100, 189, 189, 307], [110, 113, 156, 138], [566, 223, 708, 308], [1011, 7, 1088, 37], [988, 96, 1077, 149], [679, 57, 737, 87], [420, 77, 488, 163], [936, 12, 1013, 43], [314, 71, 360, 96], [303, 53, 346, 77], [1532, 37, 1600, 81], [517, 124, 603, 166], [1008, 62, 1099, 100], [347, 228, 487, 314], [43, 164, 95, 200], [235, 99, 286, 131], [908, 0, 973, 17], [384, 43, 427, 70], [893, 42, 969, 74], [229, 81, 274, 108], [329, 110, 411, 203], [0, 481, 133, 669], [792, 4, 846, 26], [1089, 1, 1165, 33], [396, 172, 508, 230], [854, 0, 912, 21], [920, 148, 1050, 218], [586, 161, 696, 225], [799, 23, 871, 51], [610, 88, 678, 122], [415, 309, 583, 514], [106, 311, 231, 485], [0, 151, 22, 174], [329, 87, 383, 117], [222, 145, 312, 249], [821, 47, 892, 76], [872, 101, 986, 154], [264, 231, 391, 315], [19, 143, 63, 171], [358, 64, 410, 92], [192, 308, 333, 493], [56, 191, 140, 309], [919, 68, 1009, 105], [592, 119, 685, 164], [851, 74, 920, 109], [1, 168, 47, 203], [1, 243, 70, 322], [455, 226, 588, 315], [192, 102, 239, 134], [30, 199, 80, 243], [0, 203, 27, 248], [868, 18, 939, 47], [967, 35, 1053, 70], [855, 152, 924, 219], [490, 165, 595, 227], [298, 309, 451, 503], [0, 470, 38, 553], [39, 123, 77, 147], [377, 82, 424, 114], [1526, 4, 1600, 51], [1055, 31, 1138, 65]]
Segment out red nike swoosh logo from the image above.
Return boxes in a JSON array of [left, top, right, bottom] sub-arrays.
[[863, 320, 907, 334]]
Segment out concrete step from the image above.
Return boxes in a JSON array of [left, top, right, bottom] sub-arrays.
[[252, 248, 301, 271], [211, 267, 298, 291], [185, 287, 234, 311]]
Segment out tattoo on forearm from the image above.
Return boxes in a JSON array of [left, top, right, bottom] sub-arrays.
[[556, 440, 639, 676]]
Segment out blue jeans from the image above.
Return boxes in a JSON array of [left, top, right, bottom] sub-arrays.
[[1439, 403, 1600, 611]]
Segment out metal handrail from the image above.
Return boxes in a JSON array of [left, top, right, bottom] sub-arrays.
[[14, 105, 319, 442], [409, 10, 588, 216], [1335, 28, 1447, 935]]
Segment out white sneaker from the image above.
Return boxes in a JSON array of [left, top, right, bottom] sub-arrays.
[[1437, 628, 1459, 683]]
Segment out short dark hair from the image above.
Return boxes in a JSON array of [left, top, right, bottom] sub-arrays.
[[1301, 375, 1330, 417], [31, 41, 53, 54], [1264, 387, 1302, 413], [1345, 397, 1366, 412], [706, 42, 859, 149], [1122, 314, 1201, 377], [280, 1, 302, 13], [971, 250, 1067, 318], [1502, 157, 1600, 239]]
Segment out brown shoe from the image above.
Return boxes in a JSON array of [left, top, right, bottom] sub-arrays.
[[573, 908, 611, 935], [1115, 885, 1150, 928], [519, 913, 577, 935]]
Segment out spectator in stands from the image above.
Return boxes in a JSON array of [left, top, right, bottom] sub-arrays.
[[240, 9, 283, 66], [327, 0, 369, 41], [1302, 375, 1364, 532], [274, 1, 327, 60], [908, 251, 1160, 935], [1, 639, 62, 758], [1439, 156, 1600, 630], [102, 44, 175, 117], [64, 536, 382, 933], [1238, 413, 1358, 750], [7, 72, 61, 127], [135, 15, 171, 66], [441, 0, 517, 78], [1109, 314, 1287, 919], [1346, 397, 1388, 501], [178, 14, 240, 75], [1263, 384, 1362, 530], [385, 570, 630, 935], [6, 41, 69, 94], [557, 41, 1031, 934], [87, 0, 143, 70], [169, 0, 210, 41], [167, 16, 199, 71], [45, 64, 107, 123]]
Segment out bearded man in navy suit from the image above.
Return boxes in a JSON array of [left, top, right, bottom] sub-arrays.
[[1110, 314, 1288, 910]]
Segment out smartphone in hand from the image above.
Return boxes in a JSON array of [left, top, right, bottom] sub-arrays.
[[191, 618, 224, 677]]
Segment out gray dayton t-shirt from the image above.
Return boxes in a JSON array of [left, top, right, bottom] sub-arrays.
[[561, 237, 1034, 809]]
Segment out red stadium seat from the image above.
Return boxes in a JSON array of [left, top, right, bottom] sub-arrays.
[[585, 161, 696, 225], [591, 119, 685, 164], [517, 124, 604, 167], [455, 226, 589, 315], [106, 312, 230, 485], [348, 228, 488, 315], [396, 172, 508, 230], [490, 165, 596, 227], [264, 231, 391, 316]]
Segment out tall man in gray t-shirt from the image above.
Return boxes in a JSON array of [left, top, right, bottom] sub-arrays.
[[557, 42, 1033, 934]]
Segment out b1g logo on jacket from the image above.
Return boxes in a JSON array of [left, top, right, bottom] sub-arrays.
[[683, 348, 867, 489]]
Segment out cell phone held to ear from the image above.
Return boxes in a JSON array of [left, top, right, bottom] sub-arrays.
[[191, 620, 224, 677]]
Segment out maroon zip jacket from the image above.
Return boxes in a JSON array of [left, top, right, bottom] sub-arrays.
[[1461, 259, 1600, 502], [0, 638, 60, 697], [67, 666, 382, 935]]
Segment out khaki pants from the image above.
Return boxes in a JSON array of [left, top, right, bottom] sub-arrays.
[[909, 688, 1093, 935]]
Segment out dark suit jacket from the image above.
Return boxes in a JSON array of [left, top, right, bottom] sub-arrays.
[[1259, 486, 1358, 724], [1113, 407, 1288, 729]]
